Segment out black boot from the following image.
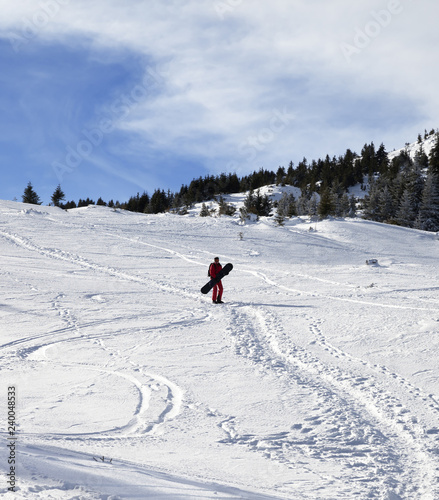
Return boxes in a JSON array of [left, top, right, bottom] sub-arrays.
[[216, 298, 224, 304]]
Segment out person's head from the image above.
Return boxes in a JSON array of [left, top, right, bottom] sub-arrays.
[[214, 257, 219, 263]]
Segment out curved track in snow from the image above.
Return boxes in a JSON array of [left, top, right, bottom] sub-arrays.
[[1, 210, 438, 499]]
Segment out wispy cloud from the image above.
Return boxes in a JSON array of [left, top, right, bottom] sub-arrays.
[[0, 0, 438, 202]]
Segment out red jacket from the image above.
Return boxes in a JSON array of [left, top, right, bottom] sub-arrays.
[[209, 262, 222, 279]]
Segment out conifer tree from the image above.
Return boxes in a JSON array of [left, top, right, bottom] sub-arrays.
[[199, 203, 210, 217], [217, 195, 235, 216], [415, 173, 439, 231], [296, 194, 308, 216], [414, 146, 429, 170], [294, 158, 308, 190], [376, 143, 390, 176], [243, 190, 255, 214], [318, 188, 334, 218], [63, 200, 77, 209], [378, 185, 394, 222], [286, 196, 297, 217], [428, 133, 439, 182], [307, 194, 318, 217], [253, 190, 272, 217], [274, 211, 285, 226], [330, 180, 344, 216], [339, 193, 356, 217], [146, 189, 169, 213], [349, 195, 357, 217], [277, 192, 297, 218], [244, 189, 271, 217], [22, 182, 42, 205], [275, 166, 286, 185], [51, 184, 65, 207], [77, 198, 95, 207], [358, 142, 377, 178], [395, 190, 416, 227], [363, 179, 380, 221], [404, 160, 425, 218], [137, 192, 150, 213]]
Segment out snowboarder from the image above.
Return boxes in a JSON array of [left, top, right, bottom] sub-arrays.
[[208, 257, 224, 304]]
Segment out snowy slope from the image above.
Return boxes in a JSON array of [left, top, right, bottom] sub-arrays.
[[0, 200, 438, 499], [346, 134, 437, 200], [388, 133, 437, 162]]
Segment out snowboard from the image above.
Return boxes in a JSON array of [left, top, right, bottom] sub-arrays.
[[201, 263, 233, 294]]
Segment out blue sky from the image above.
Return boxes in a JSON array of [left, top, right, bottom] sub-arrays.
[[0, 0, 438, 205]]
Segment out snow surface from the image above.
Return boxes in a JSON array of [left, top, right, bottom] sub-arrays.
[[0, 199, 439, 499], [388, 134, 437, 162]]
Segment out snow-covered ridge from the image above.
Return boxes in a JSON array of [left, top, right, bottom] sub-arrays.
[[1, 199, 438, 499], [388, 132, 437, 161]]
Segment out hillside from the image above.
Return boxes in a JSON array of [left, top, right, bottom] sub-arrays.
[[388, 133, 438, 162], [1, 200, 438, 499]]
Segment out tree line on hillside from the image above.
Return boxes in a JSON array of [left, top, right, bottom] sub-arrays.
[[20, 129, 439, 232], [21, 183, 112, 209]]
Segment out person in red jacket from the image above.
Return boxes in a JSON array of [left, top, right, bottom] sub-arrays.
[[209, 257, 224, 304]]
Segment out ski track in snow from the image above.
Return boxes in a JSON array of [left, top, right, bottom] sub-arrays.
[[1, 210, 439, 499], [222, 304, 439, 499], [0, 229, 201, 301], [241, 269, 434, 312], [0, 226, 291, 499], [0, 236, 186, 441]]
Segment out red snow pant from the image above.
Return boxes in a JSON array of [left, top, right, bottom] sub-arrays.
[[212, 280, 223, 301]]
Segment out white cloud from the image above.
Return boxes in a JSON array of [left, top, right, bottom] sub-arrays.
[[1, 0, 438, 177]]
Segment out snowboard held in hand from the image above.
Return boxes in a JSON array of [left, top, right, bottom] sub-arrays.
[[201, 263, 233, 294]]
